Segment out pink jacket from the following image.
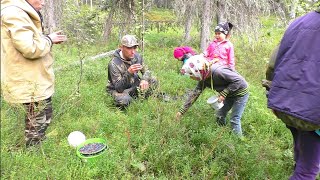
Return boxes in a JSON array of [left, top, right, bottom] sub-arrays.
[[204, 39, 235, 70]]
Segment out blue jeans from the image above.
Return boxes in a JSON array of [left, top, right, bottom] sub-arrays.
[[216, 93, 249, 135]]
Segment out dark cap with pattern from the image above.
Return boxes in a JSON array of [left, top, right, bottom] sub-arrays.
[[215, 22, 234, 35], [121, 35, 139, 47]]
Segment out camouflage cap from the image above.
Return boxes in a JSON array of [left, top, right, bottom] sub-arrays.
[[121, 35, 139, 47]]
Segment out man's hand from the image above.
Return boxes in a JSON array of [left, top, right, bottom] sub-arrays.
[[48, 30, 67, 44], [262, 79, 272, 91], [128, 64, 142, 74], [139, 80, 149, 91]]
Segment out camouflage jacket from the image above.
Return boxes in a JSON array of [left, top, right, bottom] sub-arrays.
[[106, 49, 152, 93]]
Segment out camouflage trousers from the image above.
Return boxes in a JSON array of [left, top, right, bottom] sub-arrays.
[[274, 110, 320, 131], [110, 78, 158, 108], [23, 97, 53, 147]]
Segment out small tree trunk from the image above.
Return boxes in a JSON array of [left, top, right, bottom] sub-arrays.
[[102, 9, 115, 42], [41, 0, 57, 34], [184, 17, 192, 42], [183, 2, 193, 43], [216, 1, 225, 24], [199, 0, 212, 51]]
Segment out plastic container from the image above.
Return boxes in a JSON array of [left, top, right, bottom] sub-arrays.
[[76, 138, 108, 162], [207, 96, 224, 110]]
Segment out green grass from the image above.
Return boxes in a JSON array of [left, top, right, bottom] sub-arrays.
[[2, 20, 318, 179], [145, 8, 176, 21]]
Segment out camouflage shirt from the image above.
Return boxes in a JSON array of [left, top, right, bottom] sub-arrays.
[[106, 49, 152, 93]]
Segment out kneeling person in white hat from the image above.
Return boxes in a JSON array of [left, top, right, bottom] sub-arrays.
[[176, 55, 249, 136]]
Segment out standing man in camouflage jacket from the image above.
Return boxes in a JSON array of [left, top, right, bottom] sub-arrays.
[[1, 0, 67, 147], [106, 35, 157, 109]]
